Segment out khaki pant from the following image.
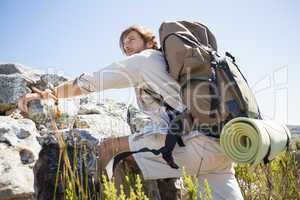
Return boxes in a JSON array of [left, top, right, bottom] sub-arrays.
[[129, 132, 244, 200]]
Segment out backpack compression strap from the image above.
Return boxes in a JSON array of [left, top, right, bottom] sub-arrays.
[[105, 134, 185, 178], [104, 88, 187, 176]]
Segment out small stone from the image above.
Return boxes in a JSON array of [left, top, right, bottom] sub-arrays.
[[19, 149, 35, 164], [16, 128, 31, 139], [37, 124, 46, 131]]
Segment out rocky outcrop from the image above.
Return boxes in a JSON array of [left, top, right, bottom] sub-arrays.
[[0, 63, 179, 200], [0, 74, 32, 113], [0, 64, 40, 80], [0, 96, 151, 199], [0, 64, 68, 114], [33, 74, 68, 91], [0, 116, 41, 200], [0, 64, 40, 114], [33, 129, 99, 200]]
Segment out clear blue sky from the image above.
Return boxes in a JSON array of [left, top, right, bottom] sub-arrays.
[[1, 0, 299, 124]]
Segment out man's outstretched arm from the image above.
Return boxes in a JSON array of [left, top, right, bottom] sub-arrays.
[[55, 79, 82, 99]]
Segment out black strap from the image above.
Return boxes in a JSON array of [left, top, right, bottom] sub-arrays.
[[134, 88, 186, 170], [110, 134, 185, 173], [286, 134, 290, 149], [263, 145, 271, 164], [157, 134, 184, 169], [110, 95, 186, 172], [225, 52, 235, 63], [111, 147, 161, 173]]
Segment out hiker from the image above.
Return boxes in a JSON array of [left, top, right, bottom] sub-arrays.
[[18, 25, 244, 199]]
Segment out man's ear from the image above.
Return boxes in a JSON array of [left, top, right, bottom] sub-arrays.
[[146, 41, 154, 49]]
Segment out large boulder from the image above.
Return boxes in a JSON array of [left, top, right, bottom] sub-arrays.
[[0, 116, 41, 200], [0, 63, 178, 200], [34, 128, 105, 200], [32, 73, 69, 91], [0, 74, 32, 113], [0, 63, 68, 114], [0, 63, 41, 113], [74, 114, 131, 138], [0, 63, 40, 81], [33, 128, 165, 200], [78, 96, 128, 120]]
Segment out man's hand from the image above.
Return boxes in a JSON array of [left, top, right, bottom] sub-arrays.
[[17, 87, 58, 114], [32, 87, 58, 101], [18, 93, 41, 114]]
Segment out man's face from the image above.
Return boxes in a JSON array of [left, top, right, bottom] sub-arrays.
[[123, 31, 147, 56]]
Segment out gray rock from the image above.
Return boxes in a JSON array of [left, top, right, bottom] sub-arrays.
[[74, 114, 131, 138], [0, 63, 40, 82], [78, 103, 104, 115], [102, 100, 128, 120], [27, 98, 79, 130], [127, 104, 152, 133], [0, 116, 41, 199], [27, 99, 54, 128], [32, 73, 68, 91], [20, 148, 35, 164], [78, 95, 97, 112], [0, 74, 32, 113], [78, 96, 127, 118], [0, 70, 178, 200], [0, 64, 69, 114], [34, 130, 99, 200], [0, 63, 24, 74], [0, 144, 35, 200], [40, 73, 68, 87], [17, 128, 31, 139]]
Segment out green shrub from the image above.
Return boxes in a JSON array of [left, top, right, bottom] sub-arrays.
[[235, 151, 300, 200], [54, 138, 300, 200]]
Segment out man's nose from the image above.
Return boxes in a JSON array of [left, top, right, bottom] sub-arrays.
[[124, 45, 132, 55], [124, 42, 130, 50]]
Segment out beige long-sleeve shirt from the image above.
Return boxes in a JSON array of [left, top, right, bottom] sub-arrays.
[[78, 49, 186, 134]]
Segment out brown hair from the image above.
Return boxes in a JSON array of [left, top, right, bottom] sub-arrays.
[[119, 25, 158, 53]]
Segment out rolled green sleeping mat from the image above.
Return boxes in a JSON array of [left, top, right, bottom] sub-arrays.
[[220, 117, 291, 165]]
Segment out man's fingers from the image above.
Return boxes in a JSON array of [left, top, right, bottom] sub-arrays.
[[31, 86, 42, 94], [40, 91, 58, 101], [17, 90, 59, 116], [27, 93, 41, 101], [44, 89, 58, 100], [17, 97, 25, 113], [48, 93, 58, 101], [24, 99, 28, 113], [17, 93, 41, 114], [19, 97, 27, 113], [18, 96, 29, 113], [31, 87, 58, 101]]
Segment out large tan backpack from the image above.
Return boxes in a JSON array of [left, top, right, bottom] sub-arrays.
[[159, 21, 261, 136], [107, 21, 263, 172]]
